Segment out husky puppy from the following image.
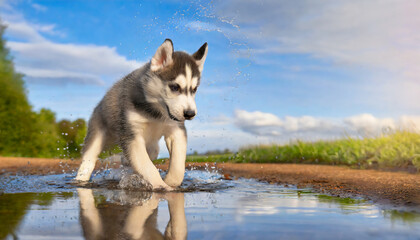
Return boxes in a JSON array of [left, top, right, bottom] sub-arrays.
[[75, 39, 208, 190]]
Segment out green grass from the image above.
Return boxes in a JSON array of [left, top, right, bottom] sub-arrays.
[[186, 154, 233, 163], [184, 131, 420, 172]]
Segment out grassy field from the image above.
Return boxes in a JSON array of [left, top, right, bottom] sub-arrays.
[[186, 131, 420, 171]]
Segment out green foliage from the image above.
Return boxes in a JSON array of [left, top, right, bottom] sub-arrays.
[[0, 21, 38, 157], [28, 108, 60, 158], [98, 145, 122, 159], [233, 131, 420, 171], [0, 20, 87, 159], [56, 118, 87, 158]]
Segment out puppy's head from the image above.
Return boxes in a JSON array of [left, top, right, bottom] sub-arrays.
[[149, 39, 208, 122]]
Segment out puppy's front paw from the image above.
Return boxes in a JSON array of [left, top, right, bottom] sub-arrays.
[[74, 175, 90, 182], [164, 176, 183, 188]]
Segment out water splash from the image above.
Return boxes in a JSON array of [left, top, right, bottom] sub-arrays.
[[0, 168, 233, 194], [118, 174, 153, 191]]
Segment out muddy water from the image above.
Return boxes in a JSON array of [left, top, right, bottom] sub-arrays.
[[1, 170, 420, 240]]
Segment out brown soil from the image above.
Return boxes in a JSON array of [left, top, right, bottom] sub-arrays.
[[1, 157, 420, 208], [0, 157, 111, 176]]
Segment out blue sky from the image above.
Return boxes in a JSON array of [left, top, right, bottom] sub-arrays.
[[1, 0, 420, 155]]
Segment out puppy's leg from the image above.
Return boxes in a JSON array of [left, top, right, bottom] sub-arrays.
[[75, 130, 104, 181], [123, 193, 160, 239], [164, 193, 187, 240], [125, 136, 171, 190], [164, 125, 187, 187], [78, 188, 102, 238]]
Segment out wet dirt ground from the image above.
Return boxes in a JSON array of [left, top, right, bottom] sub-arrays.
[[1, 156, 420, 209]]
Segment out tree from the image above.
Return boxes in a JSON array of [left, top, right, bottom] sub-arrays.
[[0, 21, 66, 158], [0, 20, 88, 159], [0, 21, 37, 156], [56, 118, 87, 158], [32, 108, 61, 158]]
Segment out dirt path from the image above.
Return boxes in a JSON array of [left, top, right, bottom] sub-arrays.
[[213, 163, 420, 208], [1, 157, 420, 208], [0, 157, 112, 175]]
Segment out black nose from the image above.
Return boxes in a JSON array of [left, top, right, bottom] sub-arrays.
[[184, 110, 196, 119]]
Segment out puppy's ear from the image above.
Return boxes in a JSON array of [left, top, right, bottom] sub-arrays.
[[193, 42, 208, 72], [151, 39, 174, 72]]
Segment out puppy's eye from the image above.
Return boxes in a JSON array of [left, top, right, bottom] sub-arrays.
[[192, 87, 198, 94], [169, 84, 180, 92]]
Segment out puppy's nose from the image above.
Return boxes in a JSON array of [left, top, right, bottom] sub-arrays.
[[183, 110, 196, 120]]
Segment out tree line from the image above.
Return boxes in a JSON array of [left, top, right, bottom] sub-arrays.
[[0, 21, 87, 159]]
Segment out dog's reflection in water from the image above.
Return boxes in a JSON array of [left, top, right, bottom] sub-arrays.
[[77, 188, 187, 240]]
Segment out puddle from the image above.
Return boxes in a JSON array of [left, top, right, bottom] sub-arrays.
[[1, 170, 420, 239]]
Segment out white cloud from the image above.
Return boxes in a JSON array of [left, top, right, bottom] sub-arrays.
[[234, 110, 337, 137], [31, 3, 47, 12], [3, 20, 45, 41], [1, 9, 142, 85], [211, 1, 420, 109], [234, 110, 420, 139], [343, 114, 396, 135], [15, 66, 105, 85], [33, 23, 65, 38], [215, 0, 420, 75], [400, 116, 420, 131], [7, 40, 140, 85]]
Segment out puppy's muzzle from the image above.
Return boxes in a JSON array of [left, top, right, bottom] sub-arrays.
[[183, 110, 196, 120]]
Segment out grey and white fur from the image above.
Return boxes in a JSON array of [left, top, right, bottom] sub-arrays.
[[75, 39, 208, 190]]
